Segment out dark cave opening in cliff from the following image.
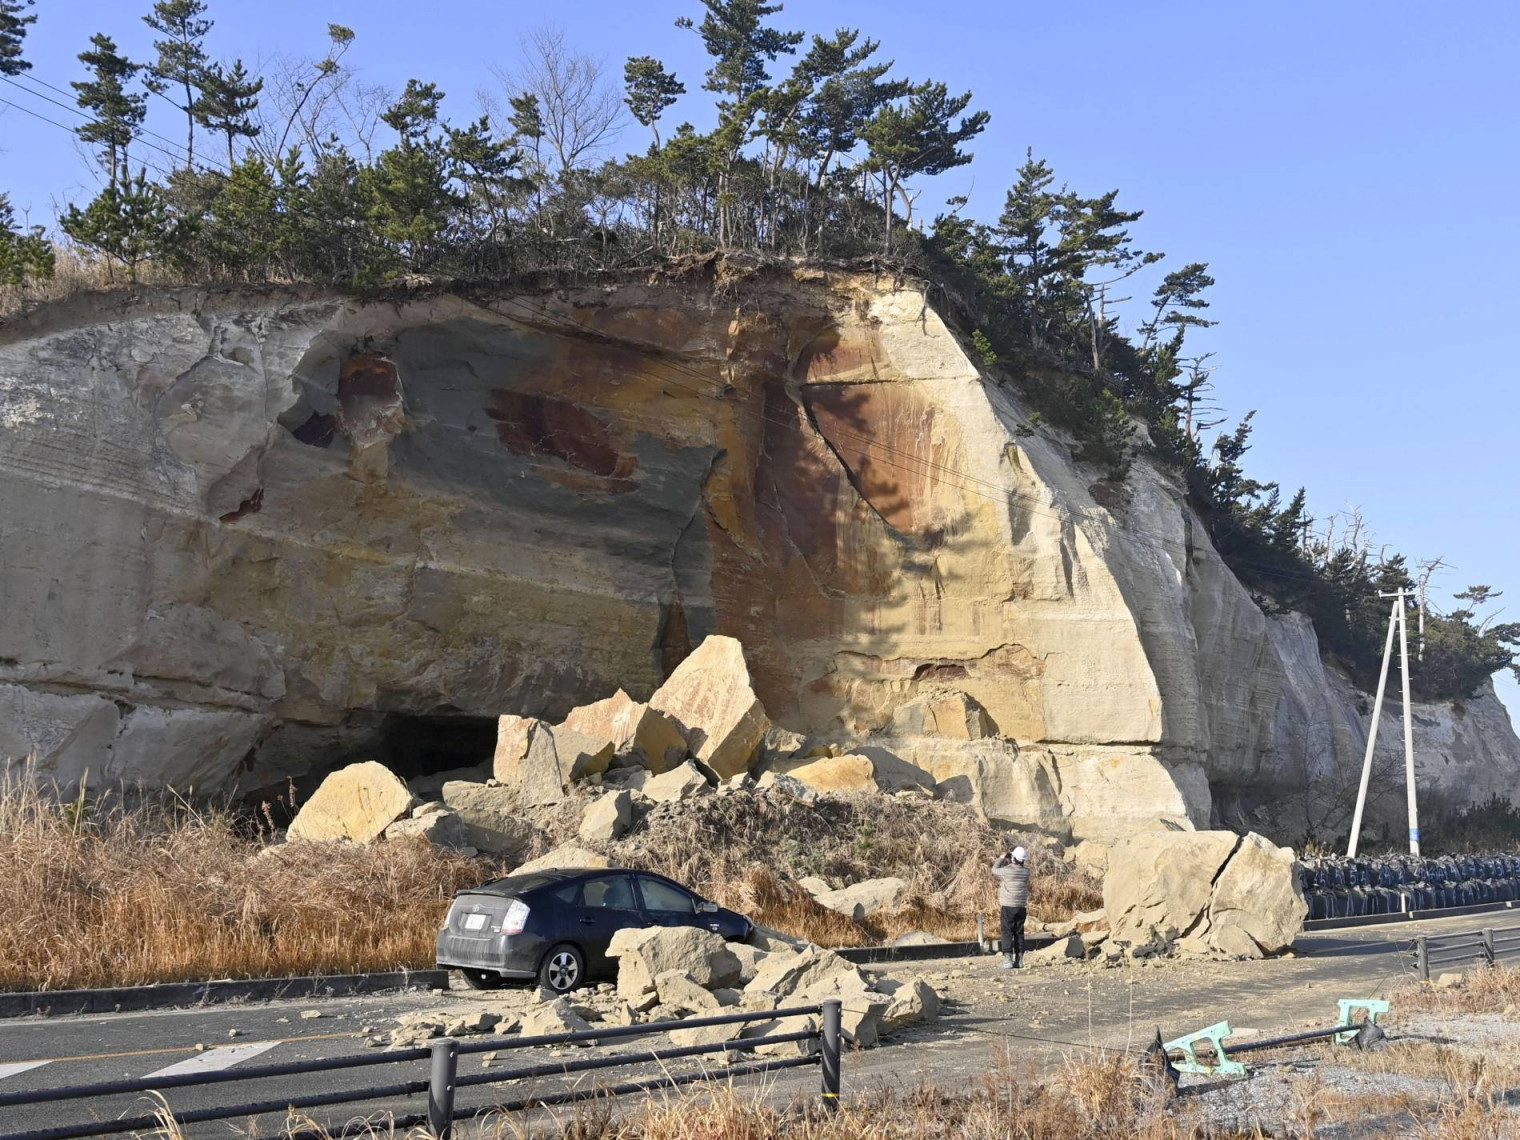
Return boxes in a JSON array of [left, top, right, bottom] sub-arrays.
[[374, 713, 498, 781]]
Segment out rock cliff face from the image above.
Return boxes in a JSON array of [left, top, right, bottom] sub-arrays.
[[1, 264, 1516, 840]]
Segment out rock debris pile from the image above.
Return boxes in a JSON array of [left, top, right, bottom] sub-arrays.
[[383, 922, 940, 1053]]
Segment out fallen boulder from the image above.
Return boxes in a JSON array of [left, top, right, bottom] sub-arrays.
[[744, 945, 869, 1002], [782, 753, 879, 793], [643, 761, 710, 803], [1024, 933, 1085, 967], [1103, 830, 1306, 958], [563, 690, 687, 774], [648, 636, 770, 779], [493, 717, 614, 805], [520, 997, 594, 1039], [881, 978, 941, 1032], [1206, 832, 1308, 955], [383, 808, 475, 851], [439, 781, 539, 858], [578, 789, 633, 843], [738, 1013, 818, 1058], [408, 764, 488, 799], [813, 877, 908, 922], [839, 995, 890, 1048], [287, 762, 414, 844], [726, 942, 768, 984], [754, 770, 818, 805], [513, 843, 614, 876], [653, 970, 722, 1014], [609, 925, 742, 1002]]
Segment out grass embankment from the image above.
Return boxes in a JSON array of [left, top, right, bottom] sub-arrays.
[[0, 778, 490, 992], [0, 776, 1100, 992]]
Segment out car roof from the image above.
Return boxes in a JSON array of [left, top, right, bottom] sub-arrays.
[[466, 866, 672, 897]]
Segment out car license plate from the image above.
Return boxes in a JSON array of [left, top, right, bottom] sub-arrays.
[[463, 913, 488, 932]]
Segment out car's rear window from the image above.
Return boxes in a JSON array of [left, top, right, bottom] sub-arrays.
[[495, 873, 560, 892]]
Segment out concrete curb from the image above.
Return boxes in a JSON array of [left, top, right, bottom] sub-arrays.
[[835, 934, 1055, 965], [0, 968, 449, 1019]]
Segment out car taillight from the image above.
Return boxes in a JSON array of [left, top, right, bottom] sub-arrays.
[[502, 899, 530, 935], [441, 900, 458, 931]]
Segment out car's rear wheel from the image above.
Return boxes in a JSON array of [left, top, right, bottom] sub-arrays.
[[538, 943, 584, 994], [458, 968, 506, 991]]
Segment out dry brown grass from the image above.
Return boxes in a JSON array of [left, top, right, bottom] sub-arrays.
[[0, 775, 498, 992], [0, 247, 190, 317], [473, 1051, 1221, 1140], [1394, 963, 1520, 1017]]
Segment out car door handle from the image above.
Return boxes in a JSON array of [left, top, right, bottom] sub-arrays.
[[578, 917, 596, 926]]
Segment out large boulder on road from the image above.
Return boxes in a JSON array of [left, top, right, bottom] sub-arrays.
[[648, 636, 769, 779], [1207, 831, 1308, 954], [609, 925, 741, 1001], [287, 762, 414, 844], [1103, 830, 1306, 957]]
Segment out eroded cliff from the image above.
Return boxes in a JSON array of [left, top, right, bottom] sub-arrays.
[[1, 263, 1515, 841]]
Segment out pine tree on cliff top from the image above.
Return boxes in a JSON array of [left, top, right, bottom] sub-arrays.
[[72, 33, 147, 190], [193, 58, 262, 168], [144, 0, 213, 168], [0, 0, 35, 76]]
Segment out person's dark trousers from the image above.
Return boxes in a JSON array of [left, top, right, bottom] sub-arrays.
[[1000, 905, 1027, 963]]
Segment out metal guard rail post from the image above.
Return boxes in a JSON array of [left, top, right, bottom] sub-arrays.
[[1413, 922, 1520, 980], [0, 1000, 843, 1140]]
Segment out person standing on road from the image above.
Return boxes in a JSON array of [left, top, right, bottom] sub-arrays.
[[992, 846, 1030, 969]]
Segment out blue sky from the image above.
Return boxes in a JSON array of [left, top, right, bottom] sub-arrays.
[[4, 0, 1517, 720]]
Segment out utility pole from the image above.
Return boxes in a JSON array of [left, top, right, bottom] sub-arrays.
[[1347, 597, 1399, 859], [1346, 588, 1421, 858], [1395, 589, 1420, 855]]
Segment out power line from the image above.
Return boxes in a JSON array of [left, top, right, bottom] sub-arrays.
[[1, 79, 184, 181], [9, 71, 231, 177]]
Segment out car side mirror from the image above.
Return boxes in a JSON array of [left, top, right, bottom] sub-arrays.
[[697, 901, 718, 914]]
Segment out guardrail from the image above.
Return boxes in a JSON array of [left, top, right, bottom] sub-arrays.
[[0, 1001, 843, 1140], [1412, 924, 1520, 981]]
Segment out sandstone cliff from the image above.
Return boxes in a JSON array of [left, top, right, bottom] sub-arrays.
[[1, 264, 1515, 841]]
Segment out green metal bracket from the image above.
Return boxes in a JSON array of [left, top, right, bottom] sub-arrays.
[[1335, 999, 1390, 1045], [1161, 1019, 1247, 1078]]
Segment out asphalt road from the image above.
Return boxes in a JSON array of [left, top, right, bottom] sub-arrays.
[[0, 910, 1500, 1139]]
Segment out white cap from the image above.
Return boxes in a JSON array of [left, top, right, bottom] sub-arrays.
[[1012, 846, 1027, 863]]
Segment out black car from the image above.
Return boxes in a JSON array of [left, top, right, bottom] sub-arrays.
[[436, 868, 753, 993]]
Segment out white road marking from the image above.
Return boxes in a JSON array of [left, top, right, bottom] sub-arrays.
[[0, 1060, 51, 1081], [144, 1040, 281, 1079]]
